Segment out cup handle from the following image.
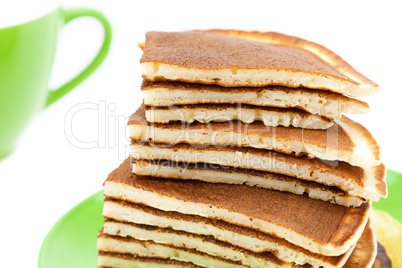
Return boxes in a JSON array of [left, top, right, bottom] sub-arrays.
[[44, 8, 112, 107]]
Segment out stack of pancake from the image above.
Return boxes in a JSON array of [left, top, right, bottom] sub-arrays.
[[97, 30, 390, 267]]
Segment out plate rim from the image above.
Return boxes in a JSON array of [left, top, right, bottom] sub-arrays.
[[38, 190, 104, 268]]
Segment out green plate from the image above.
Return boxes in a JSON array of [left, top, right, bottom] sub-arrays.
[[38, 191, 104, 268], [38, 170, 402, 268]]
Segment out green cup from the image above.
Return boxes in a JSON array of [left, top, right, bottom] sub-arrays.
[[0, 7, 112, 159]]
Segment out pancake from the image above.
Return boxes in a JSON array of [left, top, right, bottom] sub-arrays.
[[98, 231, 247, 268], [141, 80, 369, 120], [131, 159, 364, 206], [97, 251, 202, 268], [129, 104, 381, 167], [99, 219, 375, 268], [145, 104, 333, 129], [140, 30, 379, 97], [99, 226, 296, 268], [103, 158, 371, 256], [102, 199, 354, 267], [131, 143, 387, 202], [372, 243, 392, 268], [98, 249, 385, 268], [342, 220, 377, 268]]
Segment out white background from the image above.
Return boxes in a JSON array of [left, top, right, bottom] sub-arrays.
[[0, 0, 401, 267]]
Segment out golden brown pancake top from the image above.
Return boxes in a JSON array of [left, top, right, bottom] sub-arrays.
[[106, 158, 370, 248], [201, 29, 378, 87], [141, 31, 351, 81]]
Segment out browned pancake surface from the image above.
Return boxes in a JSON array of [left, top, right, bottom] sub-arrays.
[[103, 199, 353, 267], [343, 219, 377, 268], [141, 31, 350, 81], [105, 158, 370, 248], [201, 29, 377, 87]]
